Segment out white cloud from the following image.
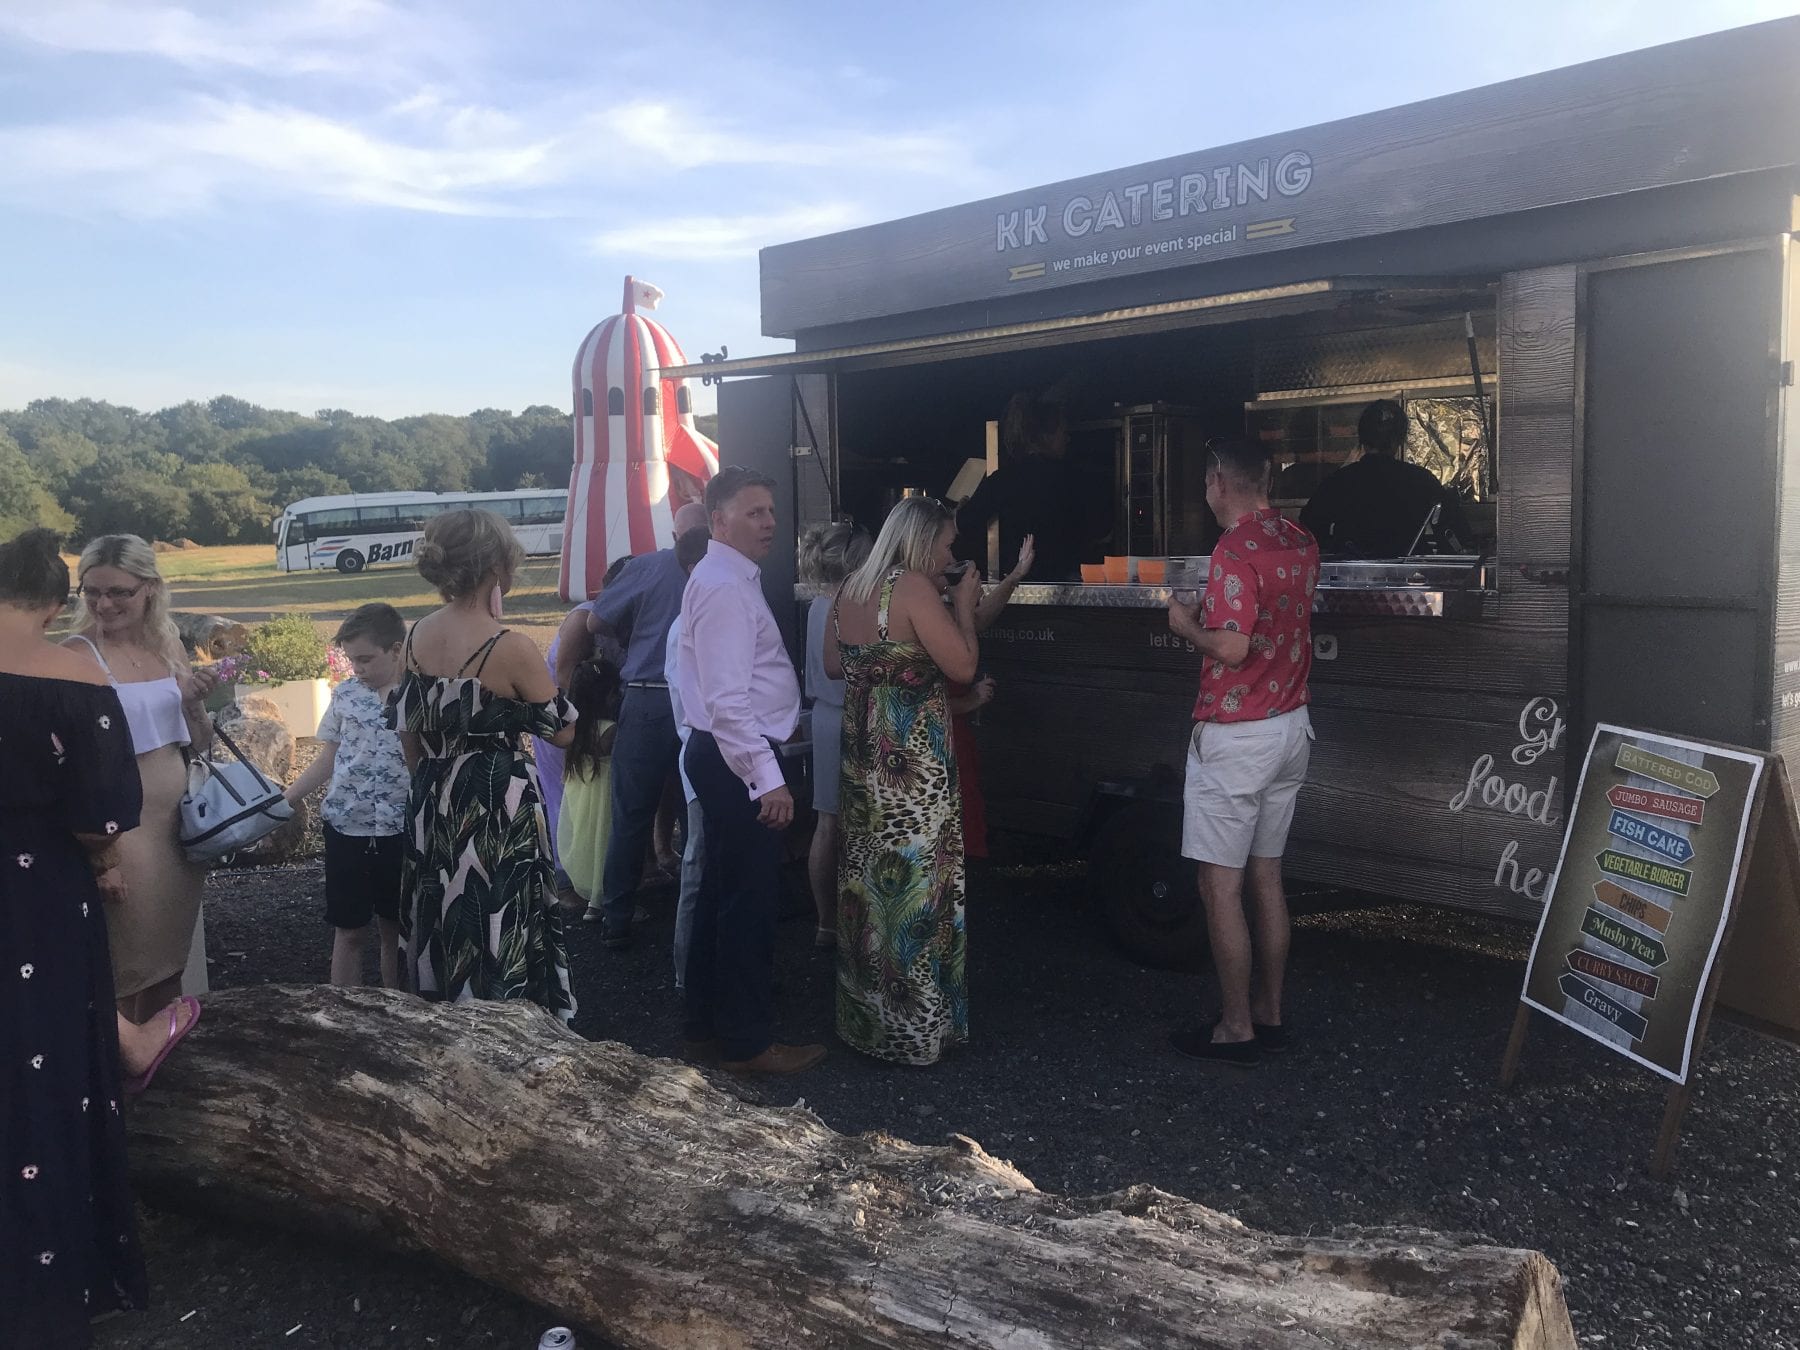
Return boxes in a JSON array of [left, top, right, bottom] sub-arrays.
[[0, 86, 979, 223], [0, 97, 561, 216], [592, 100, 972, 178], [590, 204, 866, 261], [0, 0, 431, 79]]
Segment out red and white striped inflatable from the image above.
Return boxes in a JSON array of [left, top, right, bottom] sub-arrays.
[[560, 276, 721, 600]]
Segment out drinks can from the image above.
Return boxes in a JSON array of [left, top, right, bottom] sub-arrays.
[[538, 1330, 577, 1350]]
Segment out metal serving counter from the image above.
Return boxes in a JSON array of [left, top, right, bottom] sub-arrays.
[[797, 557, 1494, 620]]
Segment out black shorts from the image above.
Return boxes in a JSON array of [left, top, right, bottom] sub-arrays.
[[323, 824, 405, 929]]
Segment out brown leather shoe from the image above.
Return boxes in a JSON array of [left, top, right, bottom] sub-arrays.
[[720, 1043, 827, 1076]]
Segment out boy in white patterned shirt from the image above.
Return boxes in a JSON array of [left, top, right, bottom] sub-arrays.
[[283, 604, 411, 988]]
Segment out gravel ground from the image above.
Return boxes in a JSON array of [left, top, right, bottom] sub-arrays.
[[93, 847, 1800, 1350]]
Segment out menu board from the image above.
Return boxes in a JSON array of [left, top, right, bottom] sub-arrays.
[[1521, 725, 1764, 1084]]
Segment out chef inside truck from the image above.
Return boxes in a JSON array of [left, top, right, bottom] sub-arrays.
[[1297, 399, 1475, 559], [955, 390, 1108, 582]]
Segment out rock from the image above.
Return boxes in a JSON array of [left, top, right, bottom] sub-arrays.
[[173, 612, 251, 662], [215, 698, 295, 782]]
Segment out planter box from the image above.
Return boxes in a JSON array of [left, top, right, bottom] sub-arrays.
[[236, 678, 332, 735]]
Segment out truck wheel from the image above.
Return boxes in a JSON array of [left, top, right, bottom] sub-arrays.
[[335, 549, 365, 574], [1091, 799, 1209, 970]]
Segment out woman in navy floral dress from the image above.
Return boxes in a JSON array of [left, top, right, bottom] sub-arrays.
[[0, 530, 196, 1348], [390, 509, 579, 1021]]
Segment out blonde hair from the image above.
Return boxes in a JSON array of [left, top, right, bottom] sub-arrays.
[[842, 497, 953, 606], [798, 520, 872, 588], [415, 509, 523, 600], [73, 534, 184, 667]]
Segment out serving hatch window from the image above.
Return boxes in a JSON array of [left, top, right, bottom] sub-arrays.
[[831, 284, 1499, 578]]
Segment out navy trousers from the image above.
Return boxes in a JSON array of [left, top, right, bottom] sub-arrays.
[[681, 731, 785, 1061], [600, 686, 679, 928]]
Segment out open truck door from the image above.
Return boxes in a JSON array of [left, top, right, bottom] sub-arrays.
[[715, 372, 836, 657]]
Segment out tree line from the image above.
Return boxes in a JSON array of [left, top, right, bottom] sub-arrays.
[[0, 396, 717, 547]]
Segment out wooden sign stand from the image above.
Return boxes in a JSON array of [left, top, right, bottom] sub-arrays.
[[1500, 749, 1800, 1180]]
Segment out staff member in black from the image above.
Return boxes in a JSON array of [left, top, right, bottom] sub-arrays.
[[956, 391, 1091, 582], [1299, 399, 1473, 558]]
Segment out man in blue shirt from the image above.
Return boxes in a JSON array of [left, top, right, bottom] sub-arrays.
[[587, 500, 709, 946]]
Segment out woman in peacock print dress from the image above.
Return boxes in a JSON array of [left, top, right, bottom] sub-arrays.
[[389, 508, 579, 1022], [828, 497, 981, 1066]]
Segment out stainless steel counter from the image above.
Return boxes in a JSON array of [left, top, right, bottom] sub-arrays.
[[796, 557, 1494, 620]]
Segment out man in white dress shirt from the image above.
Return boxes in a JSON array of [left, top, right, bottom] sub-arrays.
[[662, 524, 711, 992], [674, 467, 825, 1075]]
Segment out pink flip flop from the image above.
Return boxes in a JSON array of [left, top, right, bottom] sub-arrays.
[[123, 995, 201, 1097]]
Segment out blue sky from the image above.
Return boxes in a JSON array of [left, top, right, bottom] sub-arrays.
[[1, 0, 1794, 419]]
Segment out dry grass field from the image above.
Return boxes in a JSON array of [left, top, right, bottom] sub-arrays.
[[155, 544, 572, 650]]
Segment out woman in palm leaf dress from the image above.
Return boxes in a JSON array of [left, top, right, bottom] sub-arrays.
[[390, 510, 579, 1021], [827, 497, 981, 1065]]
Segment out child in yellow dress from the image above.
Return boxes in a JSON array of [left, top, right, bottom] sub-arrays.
[[557, 655, 621, 910]]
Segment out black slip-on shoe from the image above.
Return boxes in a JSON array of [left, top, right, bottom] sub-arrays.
[[1168, 1027, 1261, 1067], [1252, 1022, 1291, 1053]]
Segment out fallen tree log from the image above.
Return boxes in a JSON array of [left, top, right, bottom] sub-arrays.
[[126, 986, 1578, 1349]]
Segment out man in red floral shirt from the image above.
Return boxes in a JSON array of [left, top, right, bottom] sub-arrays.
[[1166, 439, 1318, 1067]]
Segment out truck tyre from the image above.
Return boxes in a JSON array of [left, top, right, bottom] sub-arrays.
[[1091, 799, 1209, 970], [335, 549, 365, 574]]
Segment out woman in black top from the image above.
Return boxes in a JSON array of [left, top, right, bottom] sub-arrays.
[[957, 391, 1092, 582], [0, 529, 201, 1348]]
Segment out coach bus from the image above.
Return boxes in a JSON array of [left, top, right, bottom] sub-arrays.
[[273, 489, 567, 573]]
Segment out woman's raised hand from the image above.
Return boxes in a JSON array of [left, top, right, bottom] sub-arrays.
[[1008, 534, 1036, 584]]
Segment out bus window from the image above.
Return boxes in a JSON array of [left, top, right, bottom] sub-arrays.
[[284, 516, 308, 544], [310, 509, 356, 534], [399, 502, 447, 530], [521, 494, 564, 526], [356, 506, 401, 532]]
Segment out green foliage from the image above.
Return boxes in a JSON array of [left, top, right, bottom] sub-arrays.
[[0, 395, 581, 548], [0, 431, 75, 538], [240, 613, 329, 681]]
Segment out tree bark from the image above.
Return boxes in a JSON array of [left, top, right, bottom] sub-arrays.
[[126, 986, 1579, 1350]]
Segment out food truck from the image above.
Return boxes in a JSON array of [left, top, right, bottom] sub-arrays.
[[665, 18, 1800, 965]]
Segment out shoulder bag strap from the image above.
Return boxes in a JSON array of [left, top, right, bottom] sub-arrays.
[[208, 719, 279, 794]]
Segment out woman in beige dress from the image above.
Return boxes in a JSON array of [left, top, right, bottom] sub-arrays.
[[65, 534, 217, 1025]]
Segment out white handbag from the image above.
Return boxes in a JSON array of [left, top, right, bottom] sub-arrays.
[[178, 721, 295, 862]]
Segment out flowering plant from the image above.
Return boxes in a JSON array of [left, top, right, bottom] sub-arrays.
[[213, 656, 274, 685], [215, 615, 330, 684], [326, 645, 353, 685]]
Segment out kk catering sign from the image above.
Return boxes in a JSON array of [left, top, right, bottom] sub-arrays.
[[1521, 726, 1763, 1084], [756, 22, 1800, 336]]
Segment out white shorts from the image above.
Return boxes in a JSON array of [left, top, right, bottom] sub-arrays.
[[1181, 708, 1314, 868]]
